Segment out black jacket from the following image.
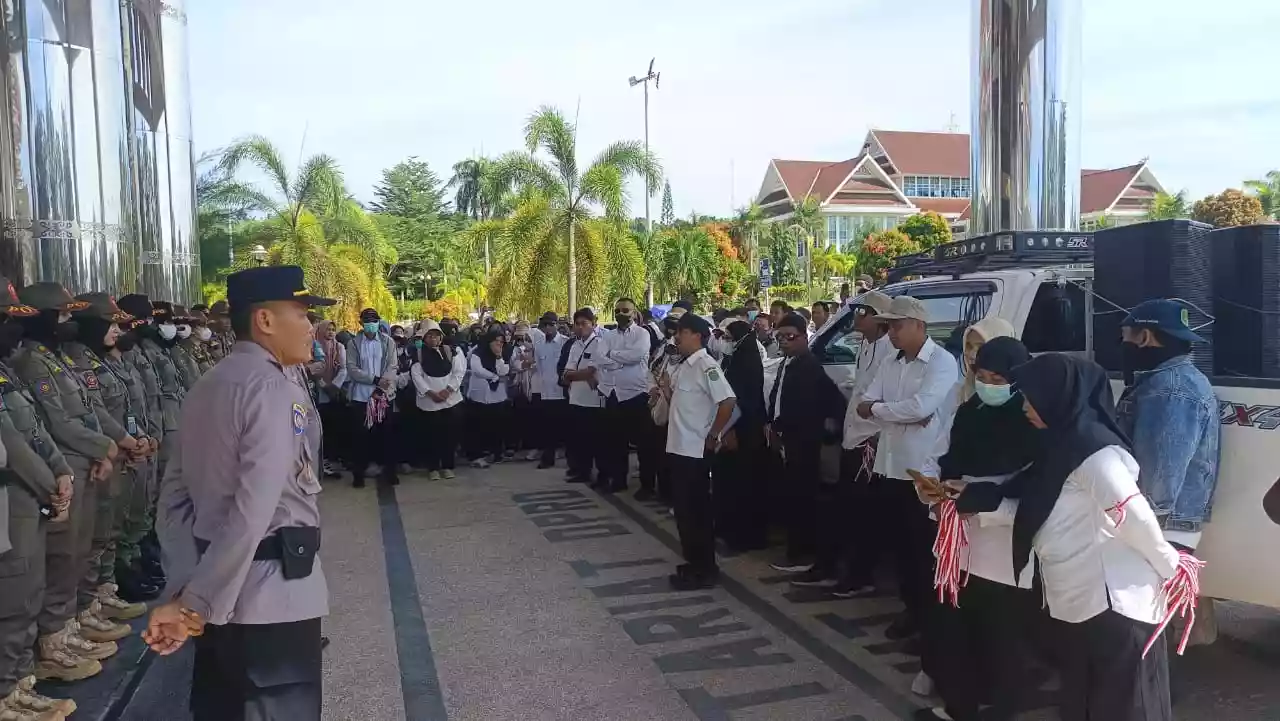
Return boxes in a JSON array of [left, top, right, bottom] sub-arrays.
[[722, 339, 765, 430], [937, 393, 1040, 481], [767, 352, 846, 440]]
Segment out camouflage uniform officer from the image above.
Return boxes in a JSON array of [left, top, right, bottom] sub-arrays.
[[109, 309, 162, 603], [205, 300, 235, 363], [183, 307, 215, 374], [69, 294, 154, 625], [169, 305, 203, 391], [12, 284, 121, 677], [0, 282, 85, 717]]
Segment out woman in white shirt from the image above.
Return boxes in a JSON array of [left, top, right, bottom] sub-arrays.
[[465, 329, 510, 468], [409, 320, 466, 480], [956, 354, 1182, 721]]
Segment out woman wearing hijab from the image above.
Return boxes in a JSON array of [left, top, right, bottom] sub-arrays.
[[955, 354, 1187, 721], [508, 321, 538, 460], [713, 319, 769, 551], [311, 320, 348, 478], [409, 320, 467, 480], [917, 335, 1040, 721], [465, 329, 510, 468]]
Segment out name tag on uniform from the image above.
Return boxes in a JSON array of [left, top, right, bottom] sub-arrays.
[[83, 371, 99, 390], [125, 414, 138, 435]]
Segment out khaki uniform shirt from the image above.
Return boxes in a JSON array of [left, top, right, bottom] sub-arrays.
[[182, 337, 214, 374], [171, 342, 202, 391], [169, 341, 328, 625], [63, 343, 130, 444], [208, 330, 235, 363], [12, 340, 112, 463], [122, 348, 164, 440], [103, 353, 148, 439], [139, 338, 183, 434], [0, 361, 71, 497]]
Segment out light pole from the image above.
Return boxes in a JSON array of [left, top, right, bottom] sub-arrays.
[[424, 273, 432, 301], [250, 244, 267, 267], [629, 58, 660, 307]]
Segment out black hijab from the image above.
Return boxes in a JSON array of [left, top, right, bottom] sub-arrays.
[[419, 335, 453, 377], [974, 336, 1029, 378], [722, 320, 765, 426], [76, 315, 115, 356], [474, 329, 503, 375], [1004, 354, 1129, 576]]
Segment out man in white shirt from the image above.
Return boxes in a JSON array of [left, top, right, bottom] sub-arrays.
[[854, 296, 958, 638], [596, 298, 654, 494], [663, 313, 736, 590], [531, 312, 568, 469], [562, 309, 604, 484]]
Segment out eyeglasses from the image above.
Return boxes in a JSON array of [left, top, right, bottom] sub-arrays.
[[775, 332, 802, 342]]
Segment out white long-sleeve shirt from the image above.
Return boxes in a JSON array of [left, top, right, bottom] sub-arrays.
[[408, 350, 467, 412], [980, 446, 1181, 625], [565, 336, 603, 408], [466, 353, 510, 404], [862, 337, 957, 479], [532, 333, 568, 401], [597, 323, 652, 402], [842, 332, 896, 449]]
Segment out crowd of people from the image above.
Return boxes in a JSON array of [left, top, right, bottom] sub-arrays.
[[0, 257, 1224, 720]]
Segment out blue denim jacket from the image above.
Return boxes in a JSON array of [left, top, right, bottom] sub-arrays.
[[1115, 355, 1221, 531]]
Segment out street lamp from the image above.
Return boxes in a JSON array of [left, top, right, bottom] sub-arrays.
[[629, 58, 660, 307], [250, 244, 267, 266]]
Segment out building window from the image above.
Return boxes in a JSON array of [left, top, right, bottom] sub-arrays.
[[902, 175, 969, 198]]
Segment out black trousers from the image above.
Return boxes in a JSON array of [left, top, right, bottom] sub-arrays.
[[531, 395, 567, 464], [566, 404, 602, 478], [317, 401, 347, 464], [191, 617, 323, 721], [837, 444, 881, 585], [927, 576, 1037, 721], [348, 401, 397, 481], [420, 405, 460, 471], [602, 392, 651, 490], [465, 400, 508, 460], [871, 473, 936, 622], [1057, 610, 1171, 721], [712, 425, 768, 551], [670, 453, 716, 573], [781, 434, 822, 563], [510, 394, 533, 451], [644, 423, 672, 499]]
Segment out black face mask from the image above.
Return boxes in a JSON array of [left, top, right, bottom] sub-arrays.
[[115, 330, 138, 353], [1121, 341, 1184, 385], [614, 312, 632, 327], [0, 321, 23, 356]]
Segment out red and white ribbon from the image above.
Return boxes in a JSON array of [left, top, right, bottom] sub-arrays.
[[1142, 550, 1206, 658], [1104, 492, 1143, 527], [365, 392, 390, 429], [858, 441, 876, 481], [933, 499, 969, 607]]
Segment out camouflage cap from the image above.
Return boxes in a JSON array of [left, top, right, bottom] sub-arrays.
[[0, 277, 37, 317], [18, 282, 89, 312], [172, 304, 192, 322], [187, 307, 209, 324], [72, 292, 132, 322], [208, 300, 229, 316], [151, 300, 174, 322], [117, 294, 153, 320]]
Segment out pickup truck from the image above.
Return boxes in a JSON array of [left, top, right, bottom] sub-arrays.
[[809, 264, 1280, 610]]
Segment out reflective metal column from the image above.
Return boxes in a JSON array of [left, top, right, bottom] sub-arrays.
[[970, 0, 1082, 235], [0, 0, 136, 293], [123, 0, 197, 304]]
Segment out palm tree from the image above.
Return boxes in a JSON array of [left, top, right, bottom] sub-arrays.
[[448, 157, 513, 274], [1244, 171, 1280, 220], [215, 135, 396, 327], [730, 202, 766, 275], [654, 226, 720, 301], [1147, 190, 1191, 221], [490, 105, 661, 313]]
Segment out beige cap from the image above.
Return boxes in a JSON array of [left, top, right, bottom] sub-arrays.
[[716, 317, 737, 332], [874, 295, 929, 323], [852, 290, 893, 315], [416, 319, 442, 336], [666, 307, 687, 320]]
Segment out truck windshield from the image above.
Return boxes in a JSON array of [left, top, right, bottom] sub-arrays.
[[884, 285, 994, 350]]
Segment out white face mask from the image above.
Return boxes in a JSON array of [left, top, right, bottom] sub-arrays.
[[176, 324, 192, 339], [195, 327, 212, 341], [713, 337, 735, 357], [158, 323, 177, 341]]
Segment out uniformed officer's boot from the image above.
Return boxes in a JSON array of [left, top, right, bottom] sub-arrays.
[[34, 633, 101, 682], [0, 696, 66, 720], [60, 620, 118, 661], [138, 534, 166, 589], [6, 676, 76, 717], [74, 603, 130, 643], [114, 561, 159, 603], [94, 583, 147, 621]]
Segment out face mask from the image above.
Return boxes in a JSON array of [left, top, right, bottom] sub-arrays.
[[55, 321, 79, 343], [413, 339, 423, 349], [176, 324, 192, 339], [614, 312, 632, 327], [664, 343, 679, 357], [974, 380, 1014, 407], [362, 322, 379, 335], [747, 310, 759, 322], [115, 331, 137, 352], [713, 337, 735, 357], [0, 322, 23, 355], [157, 323, 177, 341], [195, 327, 212, 341]]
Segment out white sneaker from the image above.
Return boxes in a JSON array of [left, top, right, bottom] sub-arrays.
[[470, 458, 490, 469], [911, 671, 935, 696], [769, 561, 815, 574], [524, 449, 540, 462], [427, 471, 441, 481], [441, 469, 456, 480]]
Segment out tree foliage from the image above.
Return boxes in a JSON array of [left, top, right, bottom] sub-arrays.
[[661, 180, 675, 226], [856, 229, 921, 281], [1147, 190, 1191, 221], [1191, 188, 1264, 228], [370, 158, 448, 220], [897, 211, 952, 250], [1244, 171, 1280, 220]]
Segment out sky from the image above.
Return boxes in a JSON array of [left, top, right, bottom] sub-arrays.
[[188, 0, 1279, 220]]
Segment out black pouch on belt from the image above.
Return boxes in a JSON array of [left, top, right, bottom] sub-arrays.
[[277, 526, 321, 580]]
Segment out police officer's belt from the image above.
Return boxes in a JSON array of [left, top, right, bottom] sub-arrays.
[[194, 527, 321, 580]]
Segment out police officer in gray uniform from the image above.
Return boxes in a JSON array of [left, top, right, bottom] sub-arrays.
[[0, 282, 85, 718], [13, 283, 123, 669], [69, 294, 154, 624], [145, 266, 332, 721]]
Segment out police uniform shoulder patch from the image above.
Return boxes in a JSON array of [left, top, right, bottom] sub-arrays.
[[291, 402, 307, 436], [706, 368, 720, 382], [83, 371, 99, 390], [36, 379, 54, 396]]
